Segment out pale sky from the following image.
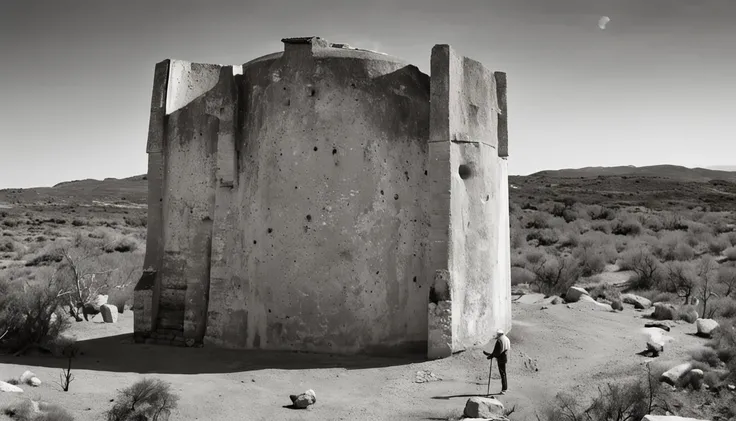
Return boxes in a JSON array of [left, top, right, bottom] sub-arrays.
[[1, 0, 734, 188]]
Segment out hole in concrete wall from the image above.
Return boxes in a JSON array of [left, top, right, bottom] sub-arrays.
[[394, 194, 399, 200], [253, 240, 257, 245], [332, 148, 337, 155], [380, 190, 384, 195], [314, 146, 318, 151], [285, 99, 290, 106], [267, 228, 273, 234], [429, 287, 439, 304], [425, 170, 428, 176], [310, 88, 316, 96], [458, 164, 473, 180], [306, 215, 312, 222]]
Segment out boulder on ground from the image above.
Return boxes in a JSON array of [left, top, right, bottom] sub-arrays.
[[289, 389, 316, 409], [643, 415, 710, 421], [695, 318, 719, 338], [100, 304, 119, 323], [647, 340, 664, 354], [29, 377, 41, 387], [651, 303, 677, 321], [660, 363, 693, 386], [565, 287, 588, 303], [464, 397, 505, 419], [686, 368, 704, 390], [622, 293, 652, 309], [0, 381, 23, 393], [579, 295, 614, 311]]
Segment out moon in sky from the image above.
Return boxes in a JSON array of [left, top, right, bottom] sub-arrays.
[[598, 16, 611, 30]]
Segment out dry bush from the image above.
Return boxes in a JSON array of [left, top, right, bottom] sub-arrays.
[[526, 211, 552, 229], [611, 218, 643, 236], [536, 365, 670, 421], [718, 265, 736, 297], [690, 346, 722, 368], [706, 296, 736, 320], [724, 246, 736, 261], [0, 266, 72, 354], [106, 378, 179, 421], [678, 305, 699, 323], [590, 220, 612, 234], [526, 229, 559, 246], [4, 400, 75, 421], [123, 214, 146, 228], [102, 236, 140, 253], [618, 247, 663, 290], [588, 283, 621, 301], [573, 245, 606, 277], [527, 254, 581, 296], [652, 231, 695, 261], [708, 233, 732, 255], [632, 290, 680, 305], [511, 266, 536, 286]]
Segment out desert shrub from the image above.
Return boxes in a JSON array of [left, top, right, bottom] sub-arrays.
[[611, 299, 623, 311], [561, 208, 577, 223], [3, 400, 34, 421], [106, 378, 179, 421], [0, 237, 18, 253], [690, 346, 722, 368], [586, 205, 617, 221], [2, 218, 20, 227], [589, 283, 621, 301], [102, 236, 139, 253], [707, 320, 736, 380], [0, 267, 72, 353], [619, 248, 662, 290], [708, 234, 732, 255], [573, 245, 606, 277], [35, 403, 75, 421], [706, 296, 736, 320], [590, 220, 612, 234], [526, 212, 552, 229], [632, 290, 679, 304], [611, 218, 643, 236], [537, 368, 669, 421], [527, 254, 581, 295], [522, 248, 546, 266], [678, 305, 699, 323], [526, 229, 559, 246], [718, 265, 736, 298], [724, 246, 736, 261], [123, 214, 147, 228], [511, 266, 536, 286]]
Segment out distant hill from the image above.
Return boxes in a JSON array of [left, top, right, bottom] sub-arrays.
[[529, 165, 736, 183], [0, 175, 148, 205]]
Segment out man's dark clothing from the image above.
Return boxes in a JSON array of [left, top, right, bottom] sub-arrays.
[[484, 339, 508, 391]]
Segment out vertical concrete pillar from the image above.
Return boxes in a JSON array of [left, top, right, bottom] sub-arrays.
[[426, 45, 511, 359], [134, 59, 169, 341]]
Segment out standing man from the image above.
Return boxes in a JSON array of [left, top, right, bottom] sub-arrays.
[[483, 329, 510, 394]]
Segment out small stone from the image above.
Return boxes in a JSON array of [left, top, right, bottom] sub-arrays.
[[290, 389, 316, 409], [100, 304, 119, 323], [20, 371, 35, 384], [30, 377, 41, 387], [541, 306, 548, 310], [727, 384, 735, 391]]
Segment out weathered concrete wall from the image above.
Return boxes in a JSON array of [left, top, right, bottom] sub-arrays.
[[204, 38, 431, 354], [135, 37, 511, 358], [427, 45, 511, 358]]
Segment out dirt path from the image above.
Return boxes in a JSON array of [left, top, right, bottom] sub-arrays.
[[0, 303, 710, 420]]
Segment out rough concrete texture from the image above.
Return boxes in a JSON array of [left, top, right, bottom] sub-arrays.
[[134, 36, 511, 358]]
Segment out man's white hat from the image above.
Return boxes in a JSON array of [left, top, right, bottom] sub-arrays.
[[496, 329, 504, 337]]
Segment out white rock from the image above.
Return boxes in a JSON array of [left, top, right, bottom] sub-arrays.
[[464, 397, 504, 418], [660, 363, 693, 385], [565, 287, 588, 303], [0, 381, 23, 393], [100, 304, 119, 323], [579, 295, 614, 311], [621, 293, 652, 309], [642, 415, 711, 421], [30, 377, 41, 387], [290, 389, 316, 408], [695, 318, 719, 338], [20, 370, 35, 384]]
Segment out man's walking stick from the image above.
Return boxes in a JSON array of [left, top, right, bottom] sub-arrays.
[[486, 356, 493, 396]]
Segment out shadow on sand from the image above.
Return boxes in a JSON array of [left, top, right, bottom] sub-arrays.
[[0, 333, 426, 375], [431, 393, 493, 400]]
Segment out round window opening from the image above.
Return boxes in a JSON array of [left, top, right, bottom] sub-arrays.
[[458, 164, 473, 180]]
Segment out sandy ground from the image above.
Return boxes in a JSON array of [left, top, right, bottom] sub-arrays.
[[0, 301, 711, 421]]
